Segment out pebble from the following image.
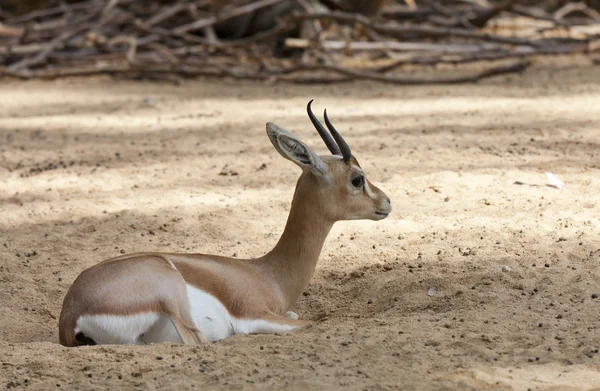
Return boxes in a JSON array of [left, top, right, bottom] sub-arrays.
[[501, 265, 510, 272]]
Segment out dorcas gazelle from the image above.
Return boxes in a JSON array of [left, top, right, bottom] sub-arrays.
[[58, 101, 392, 346]]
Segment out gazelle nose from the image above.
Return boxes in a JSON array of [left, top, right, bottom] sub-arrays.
[[383, 197, 392, 213]]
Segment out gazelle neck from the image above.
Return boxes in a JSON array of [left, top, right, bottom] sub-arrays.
[[258, 174, 334, 311]]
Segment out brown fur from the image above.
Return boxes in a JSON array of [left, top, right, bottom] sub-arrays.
[[59, 123, 390, 347]]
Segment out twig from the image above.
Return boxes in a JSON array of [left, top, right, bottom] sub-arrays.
[[291, 11, 550, 47], [174, 0, 285, 34], [382, 5, 433, 21], [554, 2, 600, 22], [0, 63, 269, 81], [0, 0, 596, 86], [141, 1, 209, 29], [285, 38, 504, 52], [8, 1, 101, 24], [509, 4, 565, 26], [1, 58, 530, 86], [276, 60, 531, 85], [0, 23, 24, 38], [7, 28, 83, 71], [466, 0, 520, 29], [143, 3, 187, 28], [368, 44, 584, 72]]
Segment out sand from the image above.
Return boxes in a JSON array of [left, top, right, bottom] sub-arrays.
[[1, 59, 600, 390]]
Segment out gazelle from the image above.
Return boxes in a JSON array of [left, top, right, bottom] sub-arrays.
[[58, 101, 391, 346]]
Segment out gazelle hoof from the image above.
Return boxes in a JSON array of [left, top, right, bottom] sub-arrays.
[[285, 311, 299, 320]]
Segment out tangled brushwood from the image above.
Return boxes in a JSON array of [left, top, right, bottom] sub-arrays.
[[0, 0, 599, 84]]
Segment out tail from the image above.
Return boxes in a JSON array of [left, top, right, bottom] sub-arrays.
[[59, 307, 96, 346], [59, 322, 96, 347]]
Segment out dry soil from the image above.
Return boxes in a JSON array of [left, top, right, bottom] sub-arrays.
[[1, 59, 600, 390]]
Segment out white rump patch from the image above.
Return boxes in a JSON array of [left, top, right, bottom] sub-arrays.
[[75, 312, 160, 345]]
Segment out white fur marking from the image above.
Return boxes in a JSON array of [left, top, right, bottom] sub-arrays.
[[186, 284, 235, 342], [75, 313, 160, 345], [166, 259, 177, 270], [364, 179, 376, 198], [141, 314, 185, 344], [75, 286, 303, 345], [233, 319, 297, 335], [186, 285, 300, 341]]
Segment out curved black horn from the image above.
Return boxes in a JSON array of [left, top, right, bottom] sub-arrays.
[[307, 100, 340, 155], [324, 109, 352, 160]]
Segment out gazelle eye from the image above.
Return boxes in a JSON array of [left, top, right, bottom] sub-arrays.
[[351, 175, 364, 188]]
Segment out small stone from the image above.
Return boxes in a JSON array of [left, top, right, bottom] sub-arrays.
[[156, 356, 163, 360], [592, 294, 598, 299], [427, 287, 436, 297], [501, 265, 510, 272]]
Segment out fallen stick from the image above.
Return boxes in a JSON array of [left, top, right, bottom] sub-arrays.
[[7, 0, 102, 24], [368, 44, 586, 71], [275, 60, 531, 85], [1, 57, 530, 86], [0, 63, 270, 81], [290, 11, 581, 47], [0, 42, 57, 55], [284, 38, 504, 53], [509, 4, 562, 25], [554, 2, 600, 22], [7, 28, 81, 71], [142, 1, 209, 28], [382, 5, 433, 21], [174, 0, 285, 34], [0, 23, 25, 38]]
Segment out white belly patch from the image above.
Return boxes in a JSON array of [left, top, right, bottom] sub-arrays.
[[186, 284, 235, 342]]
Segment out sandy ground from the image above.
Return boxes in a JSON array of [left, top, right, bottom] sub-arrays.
[[1, 59, 600, 390]]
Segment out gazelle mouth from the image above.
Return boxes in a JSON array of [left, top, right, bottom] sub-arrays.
[[374, 211, 389, 217]]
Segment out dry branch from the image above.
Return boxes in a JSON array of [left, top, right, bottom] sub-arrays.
[[0, 23, 24, 38], [285, 38, 504, 52], [173, 0, 286, 34], [0, 0, 598, 84]]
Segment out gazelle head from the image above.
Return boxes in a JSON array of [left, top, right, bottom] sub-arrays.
[[267, 100, 391, 222]]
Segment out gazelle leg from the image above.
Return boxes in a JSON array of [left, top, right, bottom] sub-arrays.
[[249, 312, 311, 335], [170, 316, 206, 345], [285, 311, 299, 320], [235, 311, 310, 336]]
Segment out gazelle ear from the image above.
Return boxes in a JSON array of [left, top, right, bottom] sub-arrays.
[[266, 122, 329, 178]]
